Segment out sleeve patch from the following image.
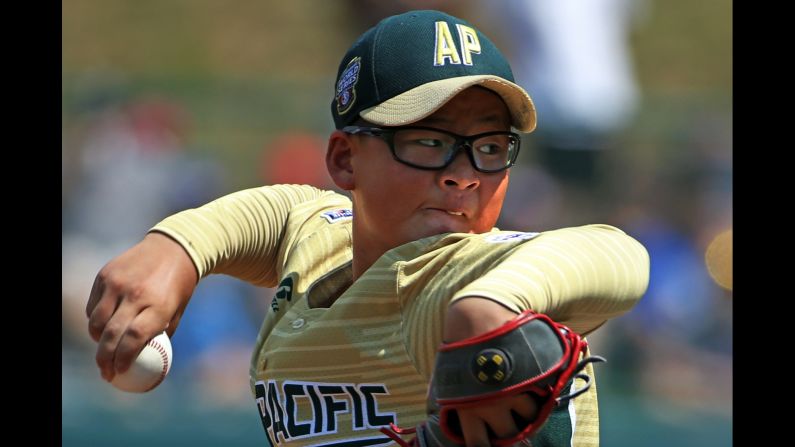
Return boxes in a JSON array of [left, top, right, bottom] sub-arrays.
[[320, 209, 353, 224], [484, 232, 540, 243]]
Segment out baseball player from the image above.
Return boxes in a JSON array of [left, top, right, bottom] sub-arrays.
[[86, 10, 649, 447]]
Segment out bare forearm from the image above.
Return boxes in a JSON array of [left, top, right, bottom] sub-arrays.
[[443, 296, 518, 342]]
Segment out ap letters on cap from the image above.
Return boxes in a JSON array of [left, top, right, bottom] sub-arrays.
[[434, 21, 481, 66]]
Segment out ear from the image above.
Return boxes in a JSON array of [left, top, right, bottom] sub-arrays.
[[326, 130, 355, 191]]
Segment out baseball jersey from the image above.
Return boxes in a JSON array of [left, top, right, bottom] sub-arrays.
[[152, 184, 649, 447]]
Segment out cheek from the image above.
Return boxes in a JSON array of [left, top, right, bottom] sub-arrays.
[[356, 162, 430, 219], [372, 165, 421, 199]]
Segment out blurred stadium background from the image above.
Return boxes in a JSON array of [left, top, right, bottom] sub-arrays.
[[62, 1, 732, 445]]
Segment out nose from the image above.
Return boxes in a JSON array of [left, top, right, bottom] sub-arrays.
[[438, 149, 480, 190]]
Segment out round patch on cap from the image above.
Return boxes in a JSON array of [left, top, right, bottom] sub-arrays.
[[336, 57, 361, 115], [472, 348, 512, 384]]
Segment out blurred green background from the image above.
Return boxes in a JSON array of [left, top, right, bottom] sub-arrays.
[[62, 1, 731, 446]]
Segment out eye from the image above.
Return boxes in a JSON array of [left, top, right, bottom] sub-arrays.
[[415, 138, 444, 148], [475, 143, 504, 155]]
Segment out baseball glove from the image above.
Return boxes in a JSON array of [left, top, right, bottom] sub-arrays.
[[380, 310, 605, 446]]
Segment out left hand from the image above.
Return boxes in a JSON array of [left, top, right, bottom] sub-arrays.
[[454, 393, 538, 446]]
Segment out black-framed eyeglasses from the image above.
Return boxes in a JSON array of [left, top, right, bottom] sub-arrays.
[[342, 125, 521, 173]]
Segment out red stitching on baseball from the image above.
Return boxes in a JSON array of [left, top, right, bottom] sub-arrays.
[[145, 338, 170, 391]]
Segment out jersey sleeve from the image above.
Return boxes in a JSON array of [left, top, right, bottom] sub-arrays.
[[395, 225, 647, 378], [450, 224, 649, 335], [149, 184, 341, 287]]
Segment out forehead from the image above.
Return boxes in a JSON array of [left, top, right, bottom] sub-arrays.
[[413, 86, 511, 129]]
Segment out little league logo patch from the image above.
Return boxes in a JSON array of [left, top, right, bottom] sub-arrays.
[[320, 208, 353, 223], [484, 232, 540, 243], [270, 276, 293, 313], [336, 57, 361, 115]]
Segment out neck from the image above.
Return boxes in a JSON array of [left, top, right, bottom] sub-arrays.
[[350, 209, 389, 282], [351, 238, 383, 282]]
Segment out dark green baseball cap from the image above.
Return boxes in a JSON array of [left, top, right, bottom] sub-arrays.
[[331, 10, 536, 132]]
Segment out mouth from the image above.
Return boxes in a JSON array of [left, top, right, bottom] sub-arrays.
[[427, 208, 467, 218]]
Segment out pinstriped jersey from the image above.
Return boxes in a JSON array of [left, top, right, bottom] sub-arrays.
[[152, 184, 649, 447]]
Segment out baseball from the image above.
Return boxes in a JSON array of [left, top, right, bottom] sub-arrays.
[[110, 331, 173, 393]]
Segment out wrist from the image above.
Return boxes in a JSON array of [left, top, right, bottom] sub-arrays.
[[143, 232, 199, 288], [443, 297, 518, 343]]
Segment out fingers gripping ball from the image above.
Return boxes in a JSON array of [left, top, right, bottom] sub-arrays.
[[110, 332, 173, 393]]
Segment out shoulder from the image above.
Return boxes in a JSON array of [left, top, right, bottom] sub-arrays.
[[430, 230, 543, 256], [288, 188, 353, 229], [279, 187, 353, 256]]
